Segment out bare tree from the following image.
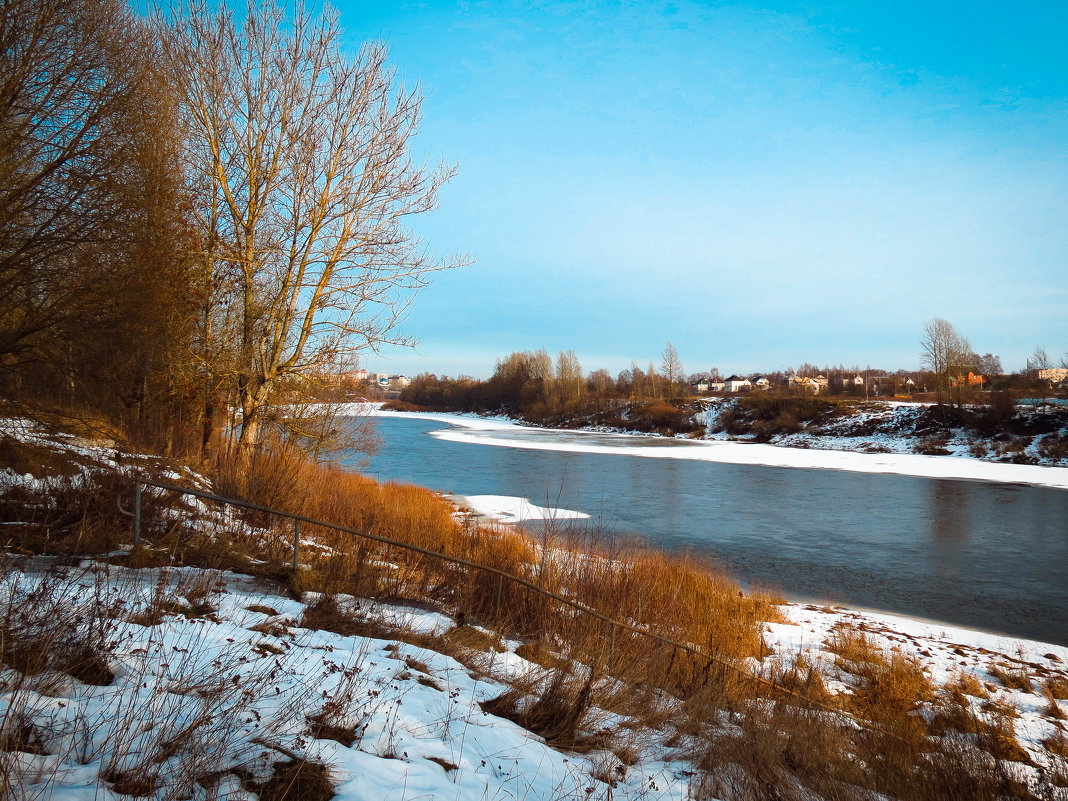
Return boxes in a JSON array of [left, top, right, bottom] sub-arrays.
[[1029, 346, 1051, 375], [0, 0, 196, 443], [0, 0, 149, 376], [978, 353, 1002, 378], [556, 349, 583, 403], [920, 317, 971, 406], [587, 368, 613, 395], [161, 0, 463, 449], [661, 341, 684, 395], [532, 347, 554, 404]]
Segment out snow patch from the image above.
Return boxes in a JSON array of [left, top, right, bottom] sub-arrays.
[[458, 494, 591, 523]]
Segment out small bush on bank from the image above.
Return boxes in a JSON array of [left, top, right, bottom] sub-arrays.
[[379, 400, 426, 413], [625, 400, 703, 435], [737, 394, 839, 424], [1037, 434, 1068, 463], [912, 436, 951, 455]]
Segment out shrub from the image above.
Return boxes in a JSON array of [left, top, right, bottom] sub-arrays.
[[1037, 434, 1068, 463], [625, 401, 702, 436], [913, 436, 951, 455], [737, 394, 837, 424], [481, 667, 595, 748], [988, 662, 1034, 693]]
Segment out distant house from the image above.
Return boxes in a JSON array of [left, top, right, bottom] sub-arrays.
[[724, 375, 752, 393], [708, 381, 726, 392], [950, 372, 984, 388], [388, 375, 410, 390], [836, 375, 864, 388], [873, 375, 898, 395], [787, 375, 820, 394], [692, 378, 711, 393], [753, 376, 770, 390], [1039, 368, 1068, 384]]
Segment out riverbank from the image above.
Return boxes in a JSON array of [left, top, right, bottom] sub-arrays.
[[365, 407, 1068, 491], [4, 414, 1068, 798]]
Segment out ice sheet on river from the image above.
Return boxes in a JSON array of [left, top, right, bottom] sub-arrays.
[[456, 494, 591, 523], [367, 409, 1068, 491]]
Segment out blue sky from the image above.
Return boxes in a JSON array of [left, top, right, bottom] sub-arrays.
[[336, 1, 1067, 379]]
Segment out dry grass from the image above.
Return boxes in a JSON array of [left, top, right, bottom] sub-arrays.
[[693, 702, 862, 801], [1045, 731, 1068, 759], [0, 562, 121, 688], [480, 667, 599, 749], [823, 624, 945, 796], [1043, 685, 1067, 720], [978, 700, 1032, 765], [0, 560, 324, 800], [948, 670, 990, 698], [930, 688, 983, 736], [764, 654, 834, 706], [514, 640, 571, 672], [1046, 675, 1068, 700], [988, 661, 1035, 693], [239, 760, 334, 801], [203, 448, 784, 732]]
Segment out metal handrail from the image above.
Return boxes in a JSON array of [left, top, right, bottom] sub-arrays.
[[128, 478, 875, 727]]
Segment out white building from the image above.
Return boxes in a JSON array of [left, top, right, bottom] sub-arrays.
[[723, 375, 752, 392]]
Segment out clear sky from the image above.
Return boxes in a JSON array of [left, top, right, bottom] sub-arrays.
[[334, 0, 1068, 379]]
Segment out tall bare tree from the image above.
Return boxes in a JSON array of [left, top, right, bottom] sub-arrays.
[[977, 353, 1002, 378], [556, 349, 583, 403], [0, 0, 194, 440], [0, 0, 142, 376], [531, 347, 554, 404], [920, 317, 971, 406], [661, 341, 684, 395], [1029, 346, 1051, 375], [161, 0, 462, 448]]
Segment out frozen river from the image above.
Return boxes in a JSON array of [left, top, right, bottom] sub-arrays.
[[349, 413, 1068, 645]]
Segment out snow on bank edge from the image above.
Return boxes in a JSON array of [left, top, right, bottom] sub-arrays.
[[364, 408, 1068, 491], [453, 494, 590, 523]]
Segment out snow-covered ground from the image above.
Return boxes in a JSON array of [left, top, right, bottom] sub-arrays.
[[3, 417, 1068, 798], [0, 562, 690, 801], [368, 408, 1068, 491], [2, 560, 1065, 801], [698, 398, 1068, 465]]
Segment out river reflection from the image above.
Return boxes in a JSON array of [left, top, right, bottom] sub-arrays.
[[932, 480, 970, 542], [355, 416, 1068, 645]]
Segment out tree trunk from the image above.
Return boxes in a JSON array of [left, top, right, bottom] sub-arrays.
[[238, 378, 271, 450]]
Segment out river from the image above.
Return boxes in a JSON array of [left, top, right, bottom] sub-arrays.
[[348, 414, 1068, 646]]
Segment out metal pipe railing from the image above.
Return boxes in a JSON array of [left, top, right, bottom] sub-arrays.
[[125, 478, 876, 728]]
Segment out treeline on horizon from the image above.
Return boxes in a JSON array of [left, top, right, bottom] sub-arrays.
[[392, 349, 703, 433], [392, 344, 1059, 422]]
